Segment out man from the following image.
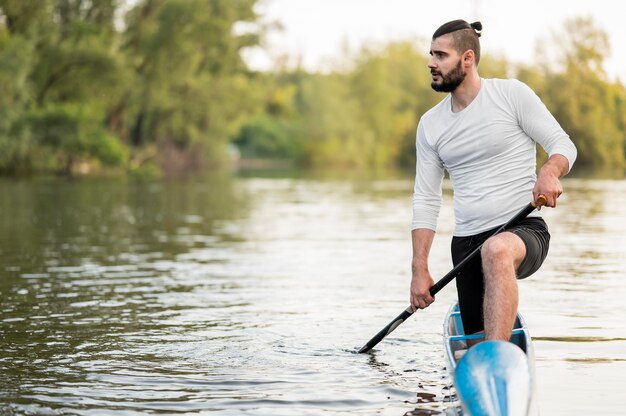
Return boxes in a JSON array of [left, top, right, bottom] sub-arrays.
[[410, 20, 577, 343]]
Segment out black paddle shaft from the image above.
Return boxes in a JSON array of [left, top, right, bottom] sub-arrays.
[[357, 197, 546, 354]]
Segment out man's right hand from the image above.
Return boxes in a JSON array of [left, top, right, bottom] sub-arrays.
[[410, 268, 435, 312]]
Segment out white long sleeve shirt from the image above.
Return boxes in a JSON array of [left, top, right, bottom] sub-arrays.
[[412, 78, 577, 236]]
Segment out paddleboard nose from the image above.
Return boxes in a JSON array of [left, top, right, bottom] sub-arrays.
[[455, 341, 532, 416]]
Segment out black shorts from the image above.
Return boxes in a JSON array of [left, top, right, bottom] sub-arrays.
[[450, 217, 550, 334]]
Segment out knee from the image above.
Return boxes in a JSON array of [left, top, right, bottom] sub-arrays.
[[481, 237, 514, 263]]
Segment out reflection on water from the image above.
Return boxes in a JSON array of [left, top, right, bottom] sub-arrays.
[[1, 174, 625, 415]]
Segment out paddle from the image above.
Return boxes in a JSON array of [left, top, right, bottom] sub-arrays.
[[357, 195, 548, 353]]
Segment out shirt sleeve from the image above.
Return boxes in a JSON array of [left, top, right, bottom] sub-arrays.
[[511, 80, 578, 172], [412, 121, 445, 231]]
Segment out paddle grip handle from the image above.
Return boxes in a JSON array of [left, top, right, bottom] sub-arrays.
[[532, 194, 548, 208]]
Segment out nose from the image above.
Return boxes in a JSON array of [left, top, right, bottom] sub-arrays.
[[427, 56, 436, 69]]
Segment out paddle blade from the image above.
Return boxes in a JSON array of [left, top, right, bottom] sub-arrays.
[[358, 307, 413, 353]]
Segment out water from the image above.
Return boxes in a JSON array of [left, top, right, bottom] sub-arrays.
[[1, 173, 625, 415]]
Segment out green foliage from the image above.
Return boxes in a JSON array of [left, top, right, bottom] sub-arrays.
[[0, 3, 624, 177], [239, 17, 626, 176], [527, 17, 626, 172], [292, 72, 366, 168], [0, 30, 34, 173], [121, 0, 263, 165], [479, 54, 510, 79], [350, 41, 440, 169], [0, 0, 265, 175], [30, 103, 128, 172], [233, 115, 294, 159], [248, 41, 442, 170]]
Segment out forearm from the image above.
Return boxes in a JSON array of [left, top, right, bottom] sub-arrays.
[[411, 228, 436, 274], [539, 154, 570, 179]]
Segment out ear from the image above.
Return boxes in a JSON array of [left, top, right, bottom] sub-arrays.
[[462, 50, 475, 67]]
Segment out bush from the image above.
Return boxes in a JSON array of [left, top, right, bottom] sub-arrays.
[[232, 115, 294, 159], [29, 103, 128, 173]]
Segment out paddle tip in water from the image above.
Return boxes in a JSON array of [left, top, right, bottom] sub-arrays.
[[357, 345, 371, 354]]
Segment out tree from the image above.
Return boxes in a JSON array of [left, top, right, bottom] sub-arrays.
[[0, 32, 33, 173], [0, 0, 129, 174], [537, 17, 625, 172], [120, 0, 264, 172]]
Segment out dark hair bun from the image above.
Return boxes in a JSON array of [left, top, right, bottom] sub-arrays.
[[470, 21, 482, 37]]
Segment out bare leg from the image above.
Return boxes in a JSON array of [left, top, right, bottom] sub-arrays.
[[480, 232, 527, 341]]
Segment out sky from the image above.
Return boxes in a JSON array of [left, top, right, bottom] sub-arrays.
[[245, 0, 626, 80]]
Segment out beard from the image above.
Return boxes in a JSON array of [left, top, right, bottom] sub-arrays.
[[431, 60, 466, 92]]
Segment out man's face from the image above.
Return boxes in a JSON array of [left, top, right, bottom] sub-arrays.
[[428, 36, 466, 93]]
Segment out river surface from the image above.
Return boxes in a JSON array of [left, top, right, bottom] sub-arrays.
[[1, 173, 625, 415]]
